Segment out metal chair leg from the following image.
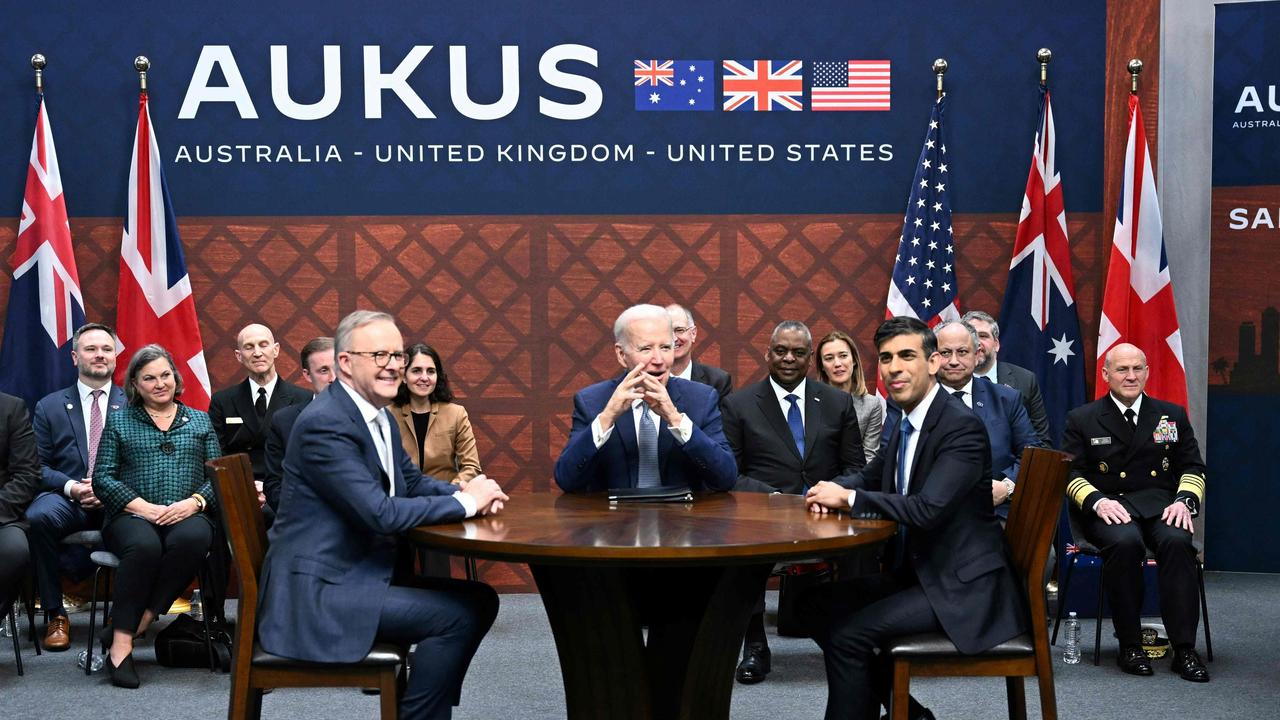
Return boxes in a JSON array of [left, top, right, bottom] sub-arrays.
[[85, 566, 102, 676], [1198, 560, 1212, 661], [1093, 563, 1105, 666], [198, 564, 218, 672], [22, 575, 40, 655], [1050, 554, 1078, 645], [8, 606, 22, 676]]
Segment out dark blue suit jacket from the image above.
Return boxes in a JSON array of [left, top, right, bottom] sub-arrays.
[[32, 384, 127, 492], [553, 375, 737, 492], [257, 382, 465, 663], [970, 376, 1040, 489]]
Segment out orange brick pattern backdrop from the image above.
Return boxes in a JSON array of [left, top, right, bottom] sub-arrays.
[[0, 214, 1105, 589]]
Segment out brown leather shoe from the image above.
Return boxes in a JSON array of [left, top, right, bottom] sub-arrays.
[[44, 615, 71, 651]]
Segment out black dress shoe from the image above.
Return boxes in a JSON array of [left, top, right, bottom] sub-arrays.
[[1117, 645, 1153, 676], [1171, 648, 1210, 683], [735, 643, 772, 684], [881, 707, 936, 720], [107, 652, 141, 689]]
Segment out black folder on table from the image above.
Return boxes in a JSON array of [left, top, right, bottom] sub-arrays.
[[607, 485, 694, 503]]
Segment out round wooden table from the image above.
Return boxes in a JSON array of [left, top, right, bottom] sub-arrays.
[[409, 491, 895, 720]]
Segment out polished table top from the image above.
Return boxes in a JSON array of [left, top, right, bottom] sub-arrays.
[[409, 491, 896, 566]]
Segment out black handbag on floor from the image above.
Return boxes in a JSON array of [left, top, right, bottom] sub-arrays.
[[155, 614, 232, 672]]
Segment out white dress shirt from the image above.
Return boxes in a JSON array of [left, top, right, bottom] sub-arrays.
[[250, 373, 280, 409], [592, 398, 693, 449], [672, 362, 693, 381], [769, 377, 807, 426], [946, 378, 974, 409]]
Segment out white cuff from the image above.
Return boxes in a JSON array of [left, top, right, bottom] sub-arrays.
[[667, 413, 693, 444], [63, 480, 78, 499], [591, 416, 613, 449], [846, 489, 857, 508], [1092, 498, 1106, 513], [453, 491, 478, 518]]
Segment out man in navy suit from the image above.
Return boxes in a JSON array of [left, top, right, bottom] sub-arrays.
[[27, 323, 127, 651], [963, 310, 1051, 446], [805, 317, 1027, 720], [554, 303, 736, 493], [934, 320, 1041, 521], [262, 336, 335, 514], [258, 311, 508, 719]]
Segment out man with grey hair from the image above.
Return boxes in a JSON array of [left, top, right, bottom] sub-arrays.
[[933, 320, 1040, 520], [258, 310, 508, 718], [962, 310, 1051, 446], [665, 303, 733, 403], [554, 303, 736, 492]]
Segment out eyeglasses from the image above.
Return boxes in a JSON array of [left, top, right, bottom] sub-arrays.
[[673, 325, 696, 336], [348, 350, 407, 368]]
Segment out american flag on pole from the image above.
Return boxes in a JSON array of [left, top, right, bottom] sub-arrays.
[[1096, 94, 1187, 407], [722, 60, 803, 111], [811, 60, 891, 111], [114, 89, 211, 410], [998, 88, 1085, 446], [884, 95, 959, 327], [0, 96, 85, 410]]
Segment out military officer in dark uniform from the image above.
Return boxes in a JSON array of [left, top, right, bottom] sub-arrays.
[[1062, 343, 1208, 682]]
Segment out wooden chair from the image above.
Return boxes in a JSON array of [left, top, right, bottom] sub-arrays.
[[886, 447, 1071, 720], [206, 453, 403, 720]]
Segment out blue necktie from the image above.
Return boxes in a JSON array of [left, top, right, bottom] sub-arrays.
[[896, 415, 914, 495], [785, 394, 805, 457], [637, 404, 660, 488]]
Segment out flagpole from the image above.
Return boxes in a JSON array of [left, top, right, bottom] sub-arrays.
[[933, 58, 947, 99], [1128, 58, 1142, 95], [1038, 48, 1052, 88], [135, 55, 150, 94], [31, 54, 46, 94]]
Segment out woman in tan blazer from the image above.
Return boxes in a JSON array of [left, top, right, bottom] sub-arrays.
[[392, 344, 481, 484]]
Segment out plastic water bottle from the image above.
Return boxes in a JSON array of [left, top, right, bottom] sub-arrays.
[[189, 589, 204, 621], [77, 648, 105, 673], [1062, 611, 1081, 664]]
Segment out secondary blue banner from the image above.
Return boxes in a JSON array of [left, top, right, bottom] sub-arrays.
[[1, 0, 1104, 217]]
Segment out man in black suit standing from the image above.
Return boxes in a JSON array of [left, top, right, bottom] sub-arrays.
[[804, 317, 1027, 720], [963, 310, 1051, 446], [665, 303, 733, 403], [209, 323, 312, 485], [0, 391, 41, 617], [262, 336, 335, 513], [721, 320, 864, 683], [1062, 342, 1209, 682]]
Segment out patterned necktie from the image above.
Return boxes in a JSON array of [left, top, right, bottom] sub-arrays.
[[371, 413, 394, 495], [785, 394, 805, 457], [896, 415, 914, 495], [87, 389, 104, 478], [255, 387, 268, 417], [637, 404, 660, 488]]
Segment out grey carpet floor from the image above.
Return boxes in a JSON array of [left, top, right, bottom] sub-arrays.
[[3, 572, 1278, 719]]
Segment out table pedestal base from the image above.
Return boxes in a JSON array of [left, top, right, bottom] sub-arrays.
[[531, 563, 774, 720]]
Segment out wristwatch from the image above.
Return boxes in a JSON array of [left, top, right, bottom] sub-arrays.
[[1002, 478, 1016, 501]]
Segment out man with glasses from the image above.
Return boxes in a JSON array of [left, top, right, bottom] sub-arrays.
[[258, 310, 509, 719], [962, 310, 1051, 446], [933, 320, 1040, 521], [665, 304, 733, 403], [1062, 343, 1209, 682]]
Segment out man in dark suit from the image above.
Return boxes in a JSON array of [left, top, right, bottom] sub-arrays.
[[666, 303, 733, 403], [27, 323, 126, 650], [208, 323, 312, 483], [963, 310, 1051, 446], [554, 304, 737, 493], [722, 320, 864, 683], [934, 320, 1040, 521], [262, 336, 335, 513], [0, 391, 41, 618], [258, 310, 508, 719], [804, 317, 1027, 720], [1062, 342, 1209, 682]]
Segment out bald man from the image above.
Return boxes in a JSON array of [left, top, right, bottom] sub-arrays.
[[209, 323, 313, 481], [1062, 343, 1208, 682]]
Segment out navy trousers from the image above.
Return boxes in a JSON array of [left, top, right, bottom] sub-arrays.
[[25, 491, 99, 618]]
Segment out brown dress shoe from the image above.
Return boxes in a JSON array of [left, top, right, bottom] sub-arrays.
[[44, 615, 71, 651]]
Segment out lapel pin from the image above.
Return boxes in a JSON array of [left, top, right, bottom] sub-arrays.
[[976, 400, 985, 408], [1099, 462, 1109, 473], [1162, 457, 1170, 471], [66, 403, 74, 410]]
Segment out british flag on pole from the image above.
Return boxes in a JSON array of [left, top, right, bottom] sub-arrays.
[[114, 88, 211, 410], [1096, 95, 1187, 407], [0, 96, 85, 410]]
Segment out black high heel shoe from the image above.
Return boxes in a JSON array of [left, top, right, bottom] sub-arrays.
[[106, 651, 140, 689]]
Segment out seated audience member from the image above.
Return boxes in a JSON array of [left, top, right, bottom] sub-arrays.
[[933, 320, 1040, 520], [554, 303, 737, 492], [665, 303, 734, 403], [962, 310, 1051, 446], [28, 322, 126, 650], [817, 330, 885, 463], [804, 317, 1027, 720], [92, 345, 223, 689], [209, 323, 310, 483], [262, 336, 335, 513], [0, 391, 41, 621], [393, 344, 481, 484], [258, 310, 507, 719], [1062, 342, 1209, 682], [721, 321, 864, 685]]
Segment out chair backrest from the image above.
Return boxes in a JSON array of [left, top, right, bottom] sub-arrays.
[[1003, 447, 1071, 613], [205, 454, 265, 664]]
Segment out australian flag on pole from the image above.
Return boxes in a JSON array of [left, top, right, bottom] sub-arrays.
[[997, 87, 1084, 447], [0, 96, 85, 410]]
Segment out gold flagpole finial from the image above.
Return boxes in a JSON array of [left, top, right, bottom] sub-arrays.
[[932, 58, 948, 99], [31, 54, 46, 93], [1128, 58, 1143, 95], [1037, 48, 1052, 87], [135, 56, 150, 93]]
